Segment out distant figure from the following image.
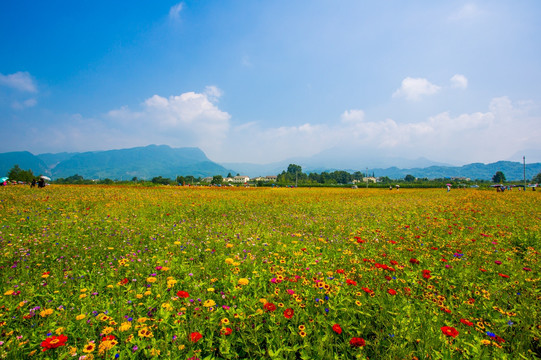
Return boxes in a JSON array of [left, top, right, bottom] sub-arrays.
[[389, 185, 392, 190], [38, 178, 45, 188], [31, 179, 36, 188], [396, 185, 400, 190], [447, 185, 450, 192]]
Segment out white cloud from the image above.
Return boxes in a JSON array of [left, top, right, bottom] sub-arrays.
[[169, 2, 183, 20], [340, 109, 365, 124], [0, 71, 37, 92], [392, 77, 441, 101], [12, 98, 37, 110], [450, 74, 468, 89], [107, 87, 231, 154], [216, 96, 540, 164]]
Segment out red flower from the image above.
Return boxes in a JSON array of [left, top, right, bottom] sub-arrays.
[[336, 269, 345, 274], [460, 319, 473, 327], [120, 278, 129, 285], [264, 302, 276, 312], [220, 327, 233, 336], [346, 279, 357, 286], [283, 308, 294, 319], [498, 273, 510, 278], [387, 289, 397, 295], [409, 258, 420, 264], [101, 335, 116, 342], [189, 332, 203, 343], [176, 290, 189, 298], [41, 334, 68, 351], [332, 324, 342, 335], [441, 326, 459, 338], [349, 337, 366, 347]]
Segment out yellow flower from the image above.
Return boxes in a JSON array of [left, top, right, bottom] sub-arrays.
[[221, 318, 230, 325], [298, 325, 306, 331], [136, 294, 143, 299], [225, 258, 234, 264], [137, 317, 148, 323], [150, 348, 161, 356], [259, 298, 268, 304], [207, 288, 215, 292], [76, 314, 86, 320], [147, 277, 157, 283], [40, 308, 53, 317], [226, 243, 234, 248], [119, 322, 132, 332], [144, 290, 152, 296], [55, 327, 65, 335], [83, 343, 96, 353], [102, 326, 114, 335], [138, 327, 153, 338], [203, 299, 216, 308], [238, 278, 249, 286], [299, 330, 307, 337], [4, 290, 14, 296], [79, 294, 87, 299], [80, 288, 87, 292]]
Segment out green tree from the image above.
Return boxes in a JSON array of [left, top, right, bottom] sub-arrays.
[[151, 176, 172, 185], [492, 171, 506, 183], [7, 164, 35, 183], [211, 175, 223, 185], [176, 176, 185, 185], [287, 164, 302, 176], [532, 171, 541, 183], [404, 174, 416, 182]]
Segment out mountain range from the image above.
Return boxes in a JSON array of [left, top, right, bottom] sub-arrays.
[[1, 144, 540, 181]]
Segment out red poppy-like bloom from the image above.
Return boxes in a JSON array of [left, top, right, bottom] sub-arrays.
[[177, 290, 189, 298], [41, 334, 68, 351], [387, 289, 397, 295], [220, 327, 233, 336], [499, 273, 510, 278], [101, 335, 116, 342], [336, 269, 345, 274], [264, 302, 277, 312], [460, 319, 473, 327], [283, 308, 294, 319], [349, 337, 366, 347], [441, 326, 459, 338], [120, 278, 129, 285], [422, 269, 431, 279], [189, 332, 203, 343], [346, 279, 357, 286], [332, 324, 342, 335], [409, 258, 420, 264]]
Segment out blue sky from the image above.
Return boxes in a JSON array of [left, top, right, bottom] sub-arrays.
[[1, 1, 540, 165]]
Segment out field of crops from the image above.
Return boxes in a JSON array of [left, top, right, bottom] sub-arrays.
[[0, 185, 540, 359]]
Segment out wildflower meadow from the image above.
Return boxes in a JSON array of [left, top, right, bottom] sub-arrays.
[[0, 185, 539, 359]]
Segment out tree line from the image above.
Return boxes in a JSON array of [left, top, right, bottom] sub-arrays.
[[3, 164, 541, 186]]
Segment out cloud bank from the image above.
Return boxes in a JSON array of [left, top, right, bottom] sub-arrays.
[[0, 71, 37, 92]]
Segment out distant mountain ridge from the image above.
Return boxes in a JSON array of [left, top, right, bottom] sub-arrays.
[[0, 145, 540, 181], [1, 145, 234, 180]]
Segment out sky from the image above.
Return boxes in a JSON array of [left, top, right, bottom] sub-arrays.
[[1, 1, 540, 166]]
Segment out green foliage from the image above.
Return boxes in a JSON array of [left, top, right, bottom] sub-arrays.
[[532, 171, 541, 183], [404, 174, 416, 182], [211, 175, 224, 185], [7, 164, 35, 182], [151, 176, 174, 185], [492, 171, 506, 183]]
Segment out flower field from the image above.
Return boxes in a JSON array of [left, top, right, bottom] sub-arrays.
[[0, 185, 540, 359]]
